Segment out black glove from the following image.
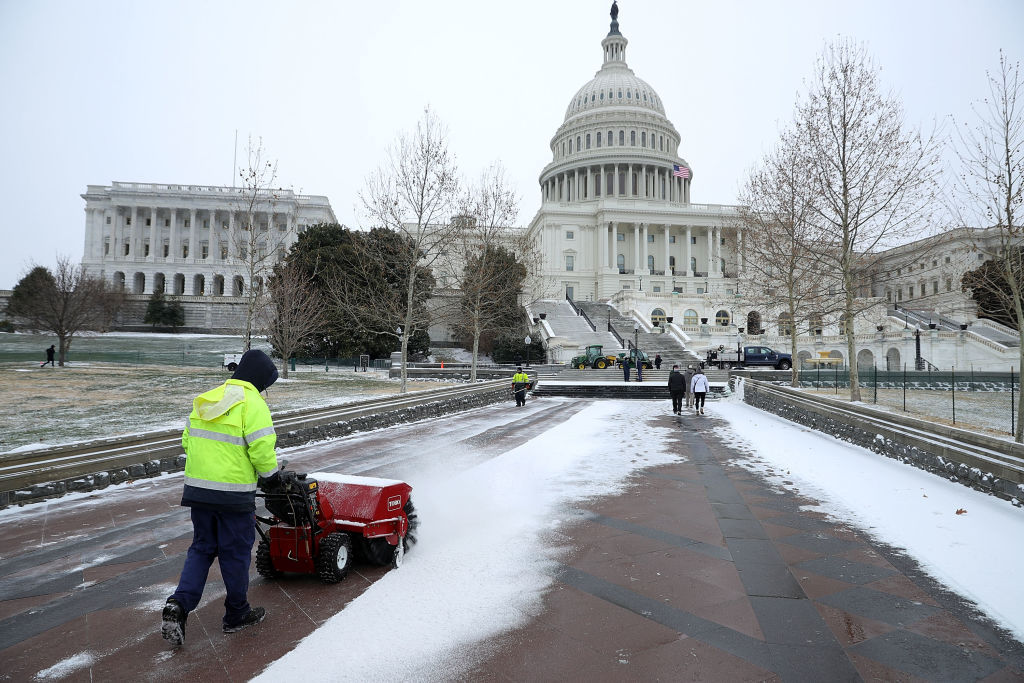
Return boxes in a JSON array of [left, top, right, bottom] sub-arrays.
[[258, 471, 281, 493]]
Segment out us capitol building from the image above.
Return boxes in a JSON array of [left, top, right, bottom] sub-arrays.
[[526, 4, 741, 308], [66, 4, 1016, 370]]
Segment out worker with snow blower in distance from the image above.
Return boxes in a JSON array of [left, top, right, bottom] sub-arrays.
[[161, 349, 282, 648], [512, 366, 530, 407]]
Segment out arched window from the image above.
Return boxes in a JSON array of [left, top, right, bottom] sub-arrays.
[[618, 90, 622, 98], [810, 313, 823, 336], [569, 139, 573, 154], [630, 130, 636, 145], [608, 130, 613, 145], [660, 135, 664, 150], [616, 253, 625, 273], [715, 310, 731, 326], [651, 308, 666, 325], [577, 135, 581, 151], [689, 256, 696, 272], [648, 255, 655, 273], [594, 172, 601, 196], [618, 130, 624, 145], [597, 132, 602, 147], [641, 132, 646, 147], [683, 309, 699, 325], [669, 256, 676, 273], [586, 133, 591, 149]]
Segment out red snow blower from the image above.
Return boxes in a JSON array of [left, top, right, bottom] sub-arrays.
[[255, 468, 418, 583]]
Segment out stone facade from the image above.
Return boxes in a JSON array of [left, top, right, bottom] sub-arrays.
[[80, 181, 336, 297]]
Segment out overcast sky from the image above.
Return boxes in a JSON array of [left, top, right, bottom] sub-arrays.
[[1, 0, 1021, 290]]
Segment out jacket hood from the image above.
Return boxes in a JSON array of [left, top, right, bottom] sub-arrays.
[[231, 350, 278, 392]]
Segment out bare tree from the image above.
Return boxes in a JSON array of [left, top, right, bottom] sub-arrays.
[[231, 136, 291, 351], [795, 39, 943, 400], [265, 260, 327, 379], [952, 51, 1024, 441], [7, 255, 124, 365], [356, 108, 462, 393], [443, 163, 535, 380], [737, 131, 834, 385]]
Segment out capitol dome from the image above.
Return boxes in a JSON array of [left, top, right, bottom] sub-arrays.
[[540, 6, 690, 197]]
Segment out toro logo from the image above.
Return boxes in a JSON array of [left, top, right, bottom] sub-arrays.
[[387, 495, 402, 512]]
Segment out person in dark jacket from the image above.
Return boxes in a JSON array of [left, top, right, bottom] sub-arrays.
[[161, 349, 281, 648], [40, 344, 55, 367], [654, 353, 662, 370], [667, 365, 686, 414], [622, 356, 631, 382]]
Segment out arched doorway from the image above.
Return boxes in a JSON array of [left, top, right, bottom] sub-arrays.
[[857, 349, 874, 369], [886, 348, 901, 371], [133, 272, 146, 295]]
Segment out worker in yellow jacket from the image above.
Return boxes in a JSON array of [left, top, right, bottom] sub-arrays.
[[162, 349, 281, 648], [512, 366, 530, 407]]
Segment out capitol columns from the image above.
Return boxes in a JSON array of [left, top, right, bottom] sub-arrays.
[[148, 207, 159, 261], [685, 225, 692, 276], [663, 224, 670, 275], [129, 206, 139, 260], [633, 222, 641, 273], [188, 208, 197, 260], [168, 208, 178, 261], [598, 220, 608, 273], [641, 223, 649, 272]]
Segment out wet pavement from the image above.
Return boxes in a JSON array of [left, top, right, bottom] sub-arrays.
[[1, 399, 1022, 681]]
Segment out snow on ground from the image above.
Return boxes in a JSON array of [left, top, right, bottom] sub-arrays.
[[714, 389, 1024, 642], [252, 400, 680, 682]]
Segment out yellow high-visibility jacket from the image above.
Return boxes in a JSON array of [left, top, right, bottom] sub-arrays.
[[181, 379, 279, 511], [512, 372, 530, 391]]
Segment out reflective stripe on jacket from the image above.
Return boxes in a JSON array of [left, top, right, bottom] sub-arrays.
[[181, 378, 278, 511], [512, 372, 530, 391]]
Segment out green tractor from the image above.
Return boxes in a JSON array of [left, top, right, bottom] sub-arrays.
[[570, 344, 614, 370], [616, 348, 654, 369]]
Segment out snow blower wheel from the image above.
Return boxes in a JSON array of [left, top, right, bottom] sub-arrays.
[[255, 539, 280, 579], [316, 532, 353, 583]]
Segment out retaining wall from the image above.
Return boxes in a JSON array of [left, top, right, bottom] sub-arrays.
[[741, 380, 1024, 505], [2, 385, 509, 508]]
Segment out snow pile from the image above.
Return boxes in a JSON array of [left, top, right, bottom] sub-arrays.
[[714, 398, 1024, 641], [253, 400, 679, 682]]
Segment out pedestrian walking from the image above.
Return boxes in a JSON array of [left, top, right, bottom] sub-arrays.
[[691, 367, 709, 415], [161, 349, 282, 648], [512, 366, 530, 407], [654, 353, 662, 370], [684, 365, 695, 408], [636, 358, 643, 382], [40, 344, 55, 368], [622, 356, 631, 382], [667, 364, 686, 414]]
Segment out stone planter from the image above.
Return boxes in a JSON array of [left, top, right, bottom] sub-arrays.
[[928, 323, 937, 329], [666, 316, 673, 323], [960, 323, 968, 330], [539, 313, 547, 320], [700, 318, 708, 325], [876, 325, 885, 332]]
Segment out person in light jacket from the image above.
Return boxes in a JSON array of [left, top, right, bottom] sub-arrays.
[[683, 365, 696, 408], [690, 367, 709, 415], [161, 349, 281, 648]]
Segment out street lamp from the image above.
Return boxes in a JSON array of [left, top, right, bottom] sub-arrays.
[[524, 335, 532, 368], [633, 322, 640, 380]]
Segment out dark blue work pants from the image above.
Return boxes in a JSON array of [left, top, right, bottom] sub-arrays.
[[170, 507, 255, 627]]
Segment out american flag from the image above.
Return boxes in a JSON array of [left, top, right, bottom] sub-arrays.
[[673, 164, 691, 179]]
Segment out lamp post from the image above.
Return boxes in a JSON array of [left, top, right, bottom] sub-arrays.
[[524, 335, 532, 368], [633, 322, 640, 381]]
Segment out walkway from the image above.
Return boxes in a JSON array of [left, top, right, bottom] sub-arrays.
[[1, 400, 1020, 681]]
